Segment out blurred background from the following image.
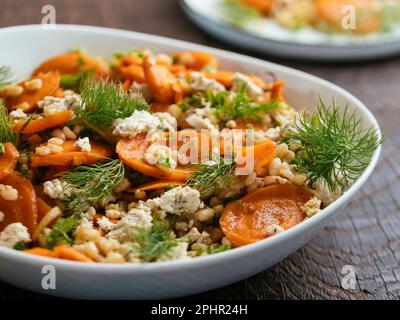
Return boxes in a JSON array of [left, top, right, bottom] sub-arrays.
[[1, 0, 400, 300]]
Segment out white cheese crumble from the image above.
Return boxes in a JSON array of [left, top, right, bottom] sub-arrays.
[[0, 223, 31, 248], [186, 106, 220, 137], [232, 72, 264, 99], [38, 92, 80, 117], [112, 110, 161, 138], [303, 197, 322, 218], [265, 224, 285, 236], [145, 144, 177, 170], [158, 242, 188, 261], [97, 216, 116, 232], [74, 137, 92, 152], [130, 81, 152, 101], [43, 179, 73, 200], [0, 184, 19, 201], [9, 109, 27, 121], [147, 186, 203, 216], [189, 72, 226, 94], [154, 112, 177, 132], [106, 206, 153, 242]]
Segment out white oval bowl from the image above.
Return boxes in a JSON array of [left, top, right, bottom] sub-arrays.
[[0, 25, 382, 299]]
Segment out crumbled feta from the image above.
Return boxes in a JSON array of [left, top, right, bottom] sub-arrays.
[[106, 206, 153, 242], [148, 186, 203, 216], [0, 184, 19, 201], [154, 112, 177, 132], [112, 110, 161, 138], [189, 72, 226, 94], [0, 223, 31, 248], [145, 144, 177, 170], [9, 109, 27, 121], [186, 106, 220, 137], [232, 72, 264, 99], [303, 197, 322, 218], [157, 242, 188, 261], [74, 137, 92, 152], [130, 81, 152, 101], [265, 224, 285, 236], [97, 216, 116, 232], [314, 180, 341, 205], [38, 94, 79, 117], [43, 179, 73, 200]]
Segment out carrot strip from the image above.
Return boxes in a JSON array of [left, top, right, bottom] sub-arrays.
[[24, 247, 59, 258], [53, 245, 93, 263], [0, 143, 19, 180], [175, 51, 218, 71], [13, 110, 73, 134], [128, 181, 185, 193]]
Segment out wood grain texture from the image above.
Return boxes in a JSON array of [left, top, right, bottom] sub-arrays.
[[1, 0, 399, 300]]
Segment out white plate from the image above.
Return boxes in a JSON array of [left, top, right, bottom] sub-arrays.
[[181, 0, 400, 61], [0, 24, 382, 299]]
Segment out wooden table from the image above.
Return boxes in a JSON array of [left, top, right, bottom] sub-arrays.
[[1, 0, 399, 300]]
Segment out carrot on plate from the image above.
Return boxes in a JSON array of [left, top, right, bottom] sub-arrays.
[[13, 110, 73, 134], [175, 51, 218, 71], [0, 143, 19, 180], [220, 184, 312, 247], [0, 172, 38, 235], [30, 139, 113, 167], [24, 247, 59, 258], [128, 180, 185, 193], [53, 245, 93, 262]]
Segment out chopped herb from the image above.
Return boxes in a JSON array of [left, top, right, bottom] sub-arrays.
[[75, 77, 149, 141], [206, 84, 278, 122], [14, 242, 28, 251], [0, 104, 17, 144], [157, 155, 171, 168], [0, 143, 5, 155], [60, 159, 125, 214], [60, 70, 93, 91], [186, 156, 236, 192], [46, 217, 79, 249], [196, 244, 231, 256], [134, 220, 177, 262], [113, 49, 148, 59], [177, 95, 202, 112], [76, 55, 85, 66], [283, 100, 383, 192]]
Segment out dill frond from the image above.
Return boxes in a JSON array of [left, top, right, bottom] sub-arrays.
[[46, 216, 79, 249], [196, 244, 231, 256], [59, 159, 125, 214], [284, 100, 383, 192], [0, 66, 13, 89], [206, 84, 278, 122], [186, 156, 236, 192], [0, 104, 17, 144], [75, 77, 149, 141], [134, 220, 177, 262]]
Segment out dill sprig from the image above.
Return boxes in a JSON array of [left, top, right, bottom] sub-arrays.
[[284, 100, 383, 192], [75, 77, 149, 141], [206, 84, 278, 122], [134, 220, 177, 262], [186, 156, 236, 192], [59, 159, 125, 214], [46, 217, 79, 249], [0, 66, 13, 89], [0, 104, 17, 144]]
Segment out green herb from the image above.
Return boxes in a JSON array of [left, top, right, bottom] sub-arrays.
[[157, 155, 171, 168], [60, 159, 125, 214], [46, 217, 79, 249], [60, 70, 93, 91], [14, 242, 28, 251], [177, 95, 202, 112], [134, 220, 177, 262], [0, 143, 5, 154], [76, 55, 85, 67], [75, 77, 149, 141], [0, 66, 13, 89], [186, 156, 236, 192], [196, 244, 231, 256], [125, 167, 154, 187], [0, 104, 17, 144], [223, 0, 260, 29], [113, 49, 148, 59], [206, 84, 278, 122], [284, 100, 383, 192]]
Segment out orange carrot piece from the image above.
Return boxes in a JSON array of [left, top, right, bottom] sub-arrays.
[[271, 80, 285, 101], [13, 110, 73, 134], [24, 247, 59, 258], [7, 71, 60, 112], [220, 184, 312, 247], [0, 143, 19, 180], [30, 139, 113, 167], [0, 172, 38, 235], [33, 52, 110, 77], [36, 197, 53, 222], [119, 64, 145, 83], [241, 0, 273, 14], [175, 51, 218, 71], [128, 180, 185, 193], [53, 245, 93, 263]]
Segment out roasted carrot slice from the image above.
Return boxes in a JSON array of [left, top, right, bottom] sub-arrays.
[[13, 110, 73, 134], [0, 172, 38, 235], [53, 245, 93, 263], [220, 184, 312, 247], [128, 180, 185, 193], [204, 71, 268, 90], [0, 143, 19, 180], [7, 71, 60, 112], [241, 0, 273, 14], [119, 64, 145, 83], [36, 197, 53, 222], [30, 139, 113, 167], [143, 56, 179, 104], [33, 52, 110, 77], [150, 103, 169, 113], [175, 51, 218, 71], [271, 80, 285, 101], [24, 247, 59, 258]]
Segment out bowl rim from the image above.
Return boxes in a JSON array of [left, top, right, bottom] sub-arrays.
[[0, 24, 382, 272]]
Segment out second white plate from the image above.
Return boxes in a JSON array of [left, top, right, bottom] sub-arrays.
[[180, 0, 400, 62]]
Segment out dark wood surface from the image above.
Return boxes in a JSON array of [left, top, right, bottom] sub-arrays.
[[1, 0, 399, 300]]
